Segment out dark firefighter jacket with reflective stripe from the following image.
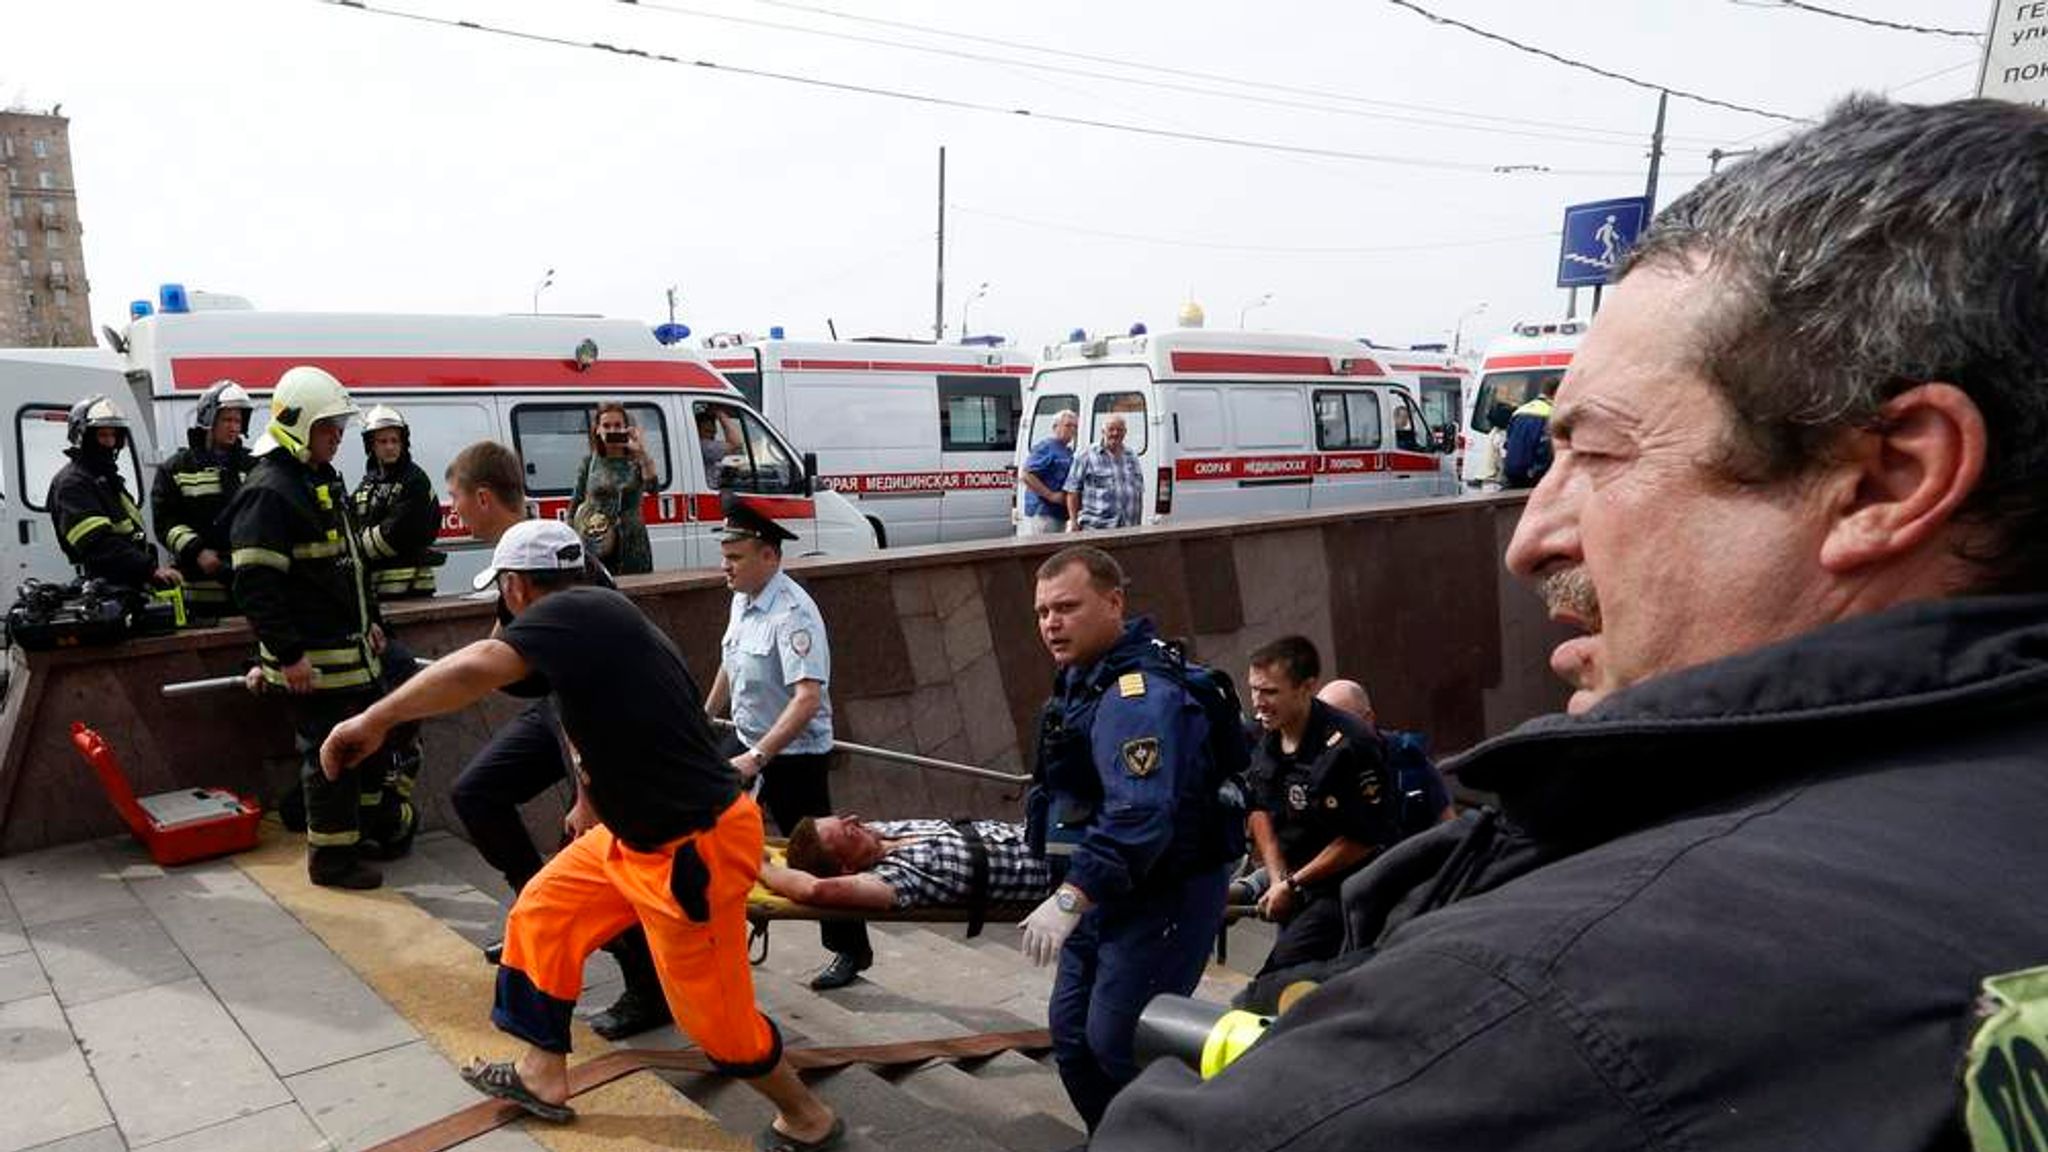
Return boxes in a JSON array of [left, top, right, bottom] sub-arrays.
[[150, 443, 252, 607], [48, 449, 155, 588], [1097, 594, 2048, 1152], [351, 455, 441, 599], [226, 448, 382, 691]]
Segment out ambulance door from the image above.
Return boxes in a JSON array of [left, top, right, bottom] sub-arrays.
[[1416, 374, 1463, 472], [505, 397, 682, 575], [1212, 385, 1310, 520], [1308, 387, 1392, 510], [783, 370, 940, 549], [935, 373, 1022, 542], [10, 403, 148, 584], [1386, 388, 1456, 497], [681, 397, 815, 568]]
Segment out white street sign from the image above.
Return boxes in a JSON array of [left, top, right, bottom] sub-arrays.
[[1980, 1, 2048, 108]]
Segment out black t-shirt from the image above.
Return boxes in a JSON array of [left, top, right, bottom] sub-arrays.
[[499, 585, 737, 849], [1249, 699, 1400, 878], [497, 552, 614, 698]]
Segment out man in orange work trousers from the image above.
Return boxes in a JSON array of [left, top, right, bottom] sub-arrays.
[[321, 518, 845, 1152]]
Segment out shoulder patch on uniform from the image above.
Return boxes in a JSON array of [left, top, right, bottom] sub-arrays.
[[1325, 729, 1344, 747], [1121, 737, 1160, 778], [788, 628, 813, 657], [1117, 672, 1146, 699], [1965, 965, 2048, 1151], [1360, 765, 1384, 802]]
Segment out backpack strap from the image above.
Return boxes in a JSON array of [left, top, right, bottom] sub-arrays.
[[951, 819, 992, 938]]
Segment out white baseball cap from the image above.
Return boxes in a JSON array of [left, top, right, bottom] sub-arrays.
[[472, 519, 587, 590]]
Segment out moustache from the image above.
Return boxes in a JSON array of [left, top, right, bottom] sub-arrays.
[[1539, 567, 1603, 631]]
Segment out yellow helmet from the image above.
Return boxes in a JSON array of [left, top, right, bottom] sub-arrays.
[[267, 366, 358, 458]]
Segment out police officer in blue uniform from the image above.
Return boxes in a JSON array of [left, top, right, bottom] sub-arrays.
[[705, 493, 874, 991], [1020, 544, 1238, 1132]]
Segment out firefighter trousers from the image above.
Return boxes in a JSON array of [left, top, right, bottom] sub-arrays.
[[492, 794, 782, 1075], [288, 688, 384, 853]]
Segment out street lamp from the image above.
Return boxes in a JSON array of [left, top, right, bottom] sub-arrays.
[[1238, 292, 1273, 328], [1452, 301, 1489, 355], [665, 284, 680, 324], [532, 267, 555, 315], [960, 281, 990, 340]]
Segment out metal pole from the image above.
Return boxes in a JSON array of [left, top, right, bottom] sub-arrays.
[[1567, 286, 1579, 319], [1644, 89, 1668, 217], [161, 657, 436, 699], [934, 146, 947, 342], [710, 717, 1028, 785]]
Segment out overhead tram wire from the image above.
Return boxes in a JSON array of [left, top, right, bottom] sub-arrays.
[[1382, 0, 1810, 124], [599, 0, 1718, 152], [317, 0, 1679, 178], [1730, 0, 1979, 40], [742, 0, 1725, 146], [953, 206, 1561, 256]]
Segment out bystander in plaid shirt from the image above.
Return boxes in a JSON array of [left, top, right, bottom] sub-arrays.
[[1063, 443, 1145, 529], [864, 820, 1053, 910]]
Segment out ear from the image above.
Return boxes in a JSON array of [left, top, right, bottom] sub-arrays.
[[1818, 383, 1987, 573]]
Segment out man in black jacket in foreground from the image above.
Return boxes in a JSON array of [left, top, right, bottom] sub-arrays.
[[1096, 95, 2048, 1151]]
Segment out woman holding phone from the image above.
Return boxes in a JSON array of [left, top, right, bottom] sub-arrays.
[[572, 402, 656, 574]]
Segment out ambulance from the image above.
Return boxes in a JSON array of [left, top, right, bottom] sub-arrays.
[[1458, 318, 1587, 488], [1370, 343, 1468, 465], [704, 336, 1033, 547], [1017, 327, 1457, 528], [0, 286, 878, 592]]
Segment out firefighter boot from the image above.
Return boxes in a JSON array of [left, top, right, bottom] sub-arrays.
[[309, 845, 383, 891]]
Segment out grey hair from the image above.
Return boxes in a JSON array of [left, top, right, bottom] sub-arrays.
[[1621, 95, 2048, 592]]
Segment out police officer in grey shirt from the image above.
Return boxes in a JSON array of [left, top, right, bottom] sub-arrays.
[[704, 493, 874, 991]]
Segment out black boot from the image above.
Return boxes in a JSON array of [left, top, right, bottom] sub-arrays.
[[588, 928, 671, 1039], [309, 846, 383, 890]]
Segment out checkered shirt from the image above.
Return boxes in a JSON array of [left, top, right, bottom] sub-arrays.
[[864, 820, 1053, 911], [1063, 444, 1145, 529]]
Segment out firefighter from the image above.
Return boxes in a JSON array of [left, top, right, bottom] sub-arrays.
[[226, 366, 393, 890], [352, 405, 443, 601], [150, 380, 255, 617], [48, 394, 182, 594]]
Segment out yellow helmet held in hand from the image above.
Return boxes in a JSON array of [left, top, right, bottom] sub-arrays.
[[267, 366, 358, 459]]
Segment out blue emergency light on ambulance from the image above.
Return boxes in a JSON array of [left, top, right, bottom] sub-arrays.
[[158, 283, 191, 315]]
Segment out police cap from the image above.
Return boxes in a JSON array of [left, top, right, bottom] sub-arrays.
[[718, 492, 798, 545]]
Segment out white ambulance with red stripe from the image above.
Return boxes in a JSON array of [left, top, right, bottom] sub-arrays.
[[704, 337, 1033, 547], [1018, 327, 1458, 529], [1459, 319, 1587, 488], [0, 289, 877, 593]]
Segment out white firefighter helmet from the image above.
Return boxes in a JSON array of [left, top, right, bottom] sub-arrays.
[[361, 404, 410, 453], [66, 394, 130, 448], [266, 366, 358, 458], [195, 380, 254, 430]]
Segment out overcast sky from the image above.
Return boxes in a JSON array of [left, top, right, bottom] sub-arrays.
[[6, 0, 1990, 354]]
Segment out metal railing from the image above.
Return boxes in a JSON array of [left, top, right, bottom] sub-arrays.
[[159, 663, 1029, 785]]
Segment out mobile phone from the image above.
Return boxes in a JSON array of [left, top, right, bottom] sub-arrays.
[[604, 431, 629, 444]]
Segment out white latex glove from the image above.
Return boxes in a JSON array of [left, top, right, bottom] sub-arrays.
[[1019, 891, 1082, 966]]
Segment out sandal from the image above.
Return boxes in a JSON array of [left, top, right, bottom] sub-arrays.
[[459, 1058, 577, 1123], [755, 1115, 846, 1152]]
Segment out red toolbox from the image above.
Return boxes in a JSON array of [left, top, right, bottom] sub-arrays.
[[70, 722, 262, 867]]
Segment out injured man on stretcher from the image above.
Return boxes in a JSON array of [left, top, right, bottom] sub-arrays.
[[761, 816, 1053, 912]]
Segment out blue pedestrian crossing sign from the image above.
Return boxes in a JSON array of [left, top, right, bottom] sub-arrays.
[[1556, 196, 1649, 287]]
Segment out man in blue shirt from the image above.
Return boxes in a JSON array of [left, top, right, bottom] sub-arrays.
[[1020, 409, 1078, 535], [1020, 545, 1233, 1131], [705, 493, 874, 991], [1502, 375, 1560, 488]]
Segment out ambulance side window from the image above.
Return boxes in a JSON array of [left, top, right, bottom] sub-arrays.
[[16, 405, 143, 511], [1090, 392, 1148, 455], [694, 401, 804, 495], [1228, 387, 1305, 449], [1026, 394, 1079, 447], [1470, 370, 1561, 433], [937, 375, 1020, 453], [1312, 390, 1382, 451], [1418, 376, 1461, 445], [511, 402, 669, 495], [1174, 388, 1224, 450]]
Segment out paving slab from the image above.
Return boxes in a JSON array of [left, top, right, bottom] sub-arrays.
[[194, 931, 420, 1077], [0, 949, 50, 1006], [127, 861, 308, 962], [0, 886, 27, 957], [65, 976, 291, 1147], [32, 907, 195, 1008], [286, 1039, 502, 1152], [0, 842, 141, 930], [0, 994, 115, 1152], [15, 1127, 124, 1152], [137, 1103, 332, 1152]]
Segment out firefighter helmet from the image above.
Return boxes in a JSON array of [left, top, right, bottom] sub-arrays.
[[360, 405, 411, 454], [266, 366, 358, 458], [66, 394, 130, 449], [195, 380, 254, 431]]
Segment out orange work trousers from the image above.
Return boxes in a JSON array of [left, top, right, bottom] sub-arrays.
[[493, 793, 781, 1075]]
